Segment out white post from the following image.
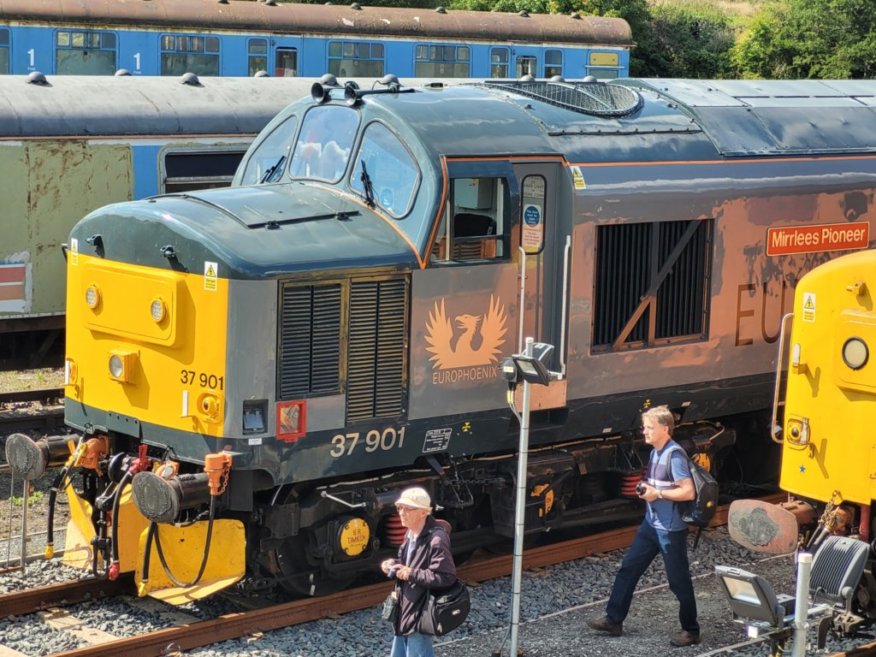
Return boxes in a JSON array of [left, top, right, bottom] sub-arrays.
[[791, 551, 812, 657], [20, 479, 29, 571], [509, 337, 534, 657]]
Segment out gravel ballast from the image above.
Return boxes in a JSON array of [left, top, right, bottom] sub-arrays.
[[2, 527, 874, 657]]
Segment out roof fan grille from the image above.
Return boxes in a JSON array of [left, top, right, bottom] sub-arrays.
[[483, 80, 642, 117]]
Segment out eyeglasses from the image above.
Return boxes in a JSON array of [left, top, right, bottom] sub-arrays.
[[395, 505, 421, 513]]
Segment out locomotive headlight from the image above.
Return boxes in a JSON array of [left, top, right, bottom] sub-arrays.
[[150, 297, 167, 323], [85, 284, 101, 309], [842, 337, 869, 370]]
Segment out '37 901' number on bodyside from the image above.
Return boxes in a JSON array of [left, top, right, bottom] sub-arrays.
[[330, 427, 406, 458]]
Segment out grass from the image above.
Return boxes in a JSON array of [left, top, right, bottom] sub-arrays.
[[10, 490, 46, 506], [649, 0, 766, 17], [0, 367, 65, 393]]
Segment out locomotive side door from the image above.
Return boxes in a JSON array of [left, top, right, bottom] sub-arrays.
[[408, 158, 569, 426], [512, 160, 570, 401]]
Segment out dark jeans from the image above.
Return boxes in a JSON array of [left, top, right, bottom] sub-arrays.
[[605, 520, 699, 633]]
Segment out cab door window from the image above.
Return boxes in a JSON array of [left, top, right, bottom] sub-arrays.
[[431, 177, 508, 263]]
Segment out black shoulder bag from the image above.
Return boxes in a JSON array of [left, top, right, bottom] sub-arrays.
[[417, 578, 470, 636]]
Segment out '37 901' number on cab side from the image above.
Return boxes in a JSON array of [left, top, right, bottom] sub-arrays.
[[330, 427, 406, 458]]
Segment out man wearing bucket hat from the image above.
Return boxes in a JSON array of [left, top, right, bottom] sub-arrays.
[[380, 486, 457, 657]]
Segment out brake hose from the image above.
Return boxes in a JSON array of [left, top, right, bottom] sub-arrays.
[[142, 495, 217, 588]]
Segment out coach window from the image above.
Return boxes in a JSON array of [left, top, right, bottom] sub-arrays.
[[328, 41, 384, 78], [275, 48, 298, 77], [351, 123, 419, 218], [0, 29, 9, 74], [55, 30, 116, 75], [490, 48, 509, 78], [161, 35, 220, 77], [248, 39, 268, 76], [431, 178, 508, 264], [239, 115, 299, 185], [592, 219, 713, 352], [162, 149, 249, 194], [587, 52, 621, 79], [415, 45, 470, 77], [290, 106, 358, 182], [516, 56, 537, 78], [545, 50, 563, 78]]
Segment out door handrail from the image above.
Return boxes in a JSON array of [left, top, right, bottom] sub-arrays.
[[770, 312, 794, 445]]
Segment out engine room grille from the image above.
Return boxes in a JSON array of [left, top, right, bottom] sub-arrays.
[[347, 278, 407, 422], [593, 219, 712, 352], [278, 283, 341, 399]]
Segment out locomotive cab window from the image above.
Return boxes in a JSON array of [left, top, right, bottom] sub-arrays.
[[431, 177, 508, 263], [238, 114, 299, 185], [351, 122, 419, 218], [290, 106, 359, 182]]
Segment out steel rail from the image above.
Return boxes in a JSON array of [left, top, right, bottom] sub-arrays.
[[48, 494, 784, 657], [0, 573, 136, 616], [0, 387, 64, 406]]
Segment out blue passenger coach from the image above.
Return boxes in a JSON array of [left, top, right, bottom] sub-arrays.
[[0, 0, 631, 79]]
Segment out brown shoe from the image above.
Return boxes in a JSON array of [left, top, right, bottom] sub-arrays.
[[670, 631, 701, 647], [587, 615, 623, 637]]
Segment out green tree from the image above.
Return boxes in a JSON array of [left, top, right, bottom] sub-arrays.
[[649, 2, 735, 78], [734, 0, 876, 78]]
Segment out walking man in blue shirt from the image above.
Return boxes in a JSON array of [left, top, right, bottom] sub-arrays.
[[587, 405, 701, 647]]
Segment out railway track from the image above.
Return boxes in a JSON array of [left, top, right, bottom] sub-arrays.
[[0, 387, 65, 436], [0, 496, 782, 657]]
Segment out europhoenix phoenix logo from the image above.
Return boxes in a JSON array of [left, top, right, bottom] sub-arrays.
[[425, 295, 508, 385]]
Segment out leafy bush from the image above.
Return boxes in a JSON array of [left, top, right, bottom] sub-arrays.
[[734, 0, 876, 78]]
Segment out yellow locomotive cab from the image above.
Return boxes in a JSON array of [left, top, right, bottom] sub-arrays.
[[781, 251, 876, 506]]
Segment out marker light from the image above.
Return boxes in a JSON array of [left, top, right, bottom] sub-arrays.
[[109, 354, 124, 379], [842, 337, 868, 370], [108, 350, 137, 383], [150, 297, 167, 323], [85, 285, 101, 309]]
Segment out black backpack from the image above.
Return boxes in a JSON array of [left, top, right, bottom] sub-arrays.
[[668, 446, 719, 547]]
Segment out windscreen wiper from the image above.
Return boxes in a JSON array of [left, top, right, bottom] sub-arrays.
[[260, 155, 286, 184], [360, 160, 375, 208]]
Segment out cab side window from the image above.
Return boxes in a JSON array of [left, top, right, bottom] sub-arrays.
[[431, 177, 508, 264]]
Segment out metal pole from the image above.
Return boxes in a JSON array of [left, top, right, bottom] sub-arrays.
[[509, 337, 534, 657], [20, 479, 29, 572], [791, 551, 812, 657]]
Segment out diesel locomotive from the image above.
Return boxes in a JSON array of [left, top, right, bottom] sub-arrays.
[[729, 247, 876, 631], [8, 77, 876, 603]]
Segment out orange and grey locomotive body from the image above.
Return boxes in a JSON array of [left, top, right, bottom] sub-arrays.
[[9, 78, 876, 601]]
